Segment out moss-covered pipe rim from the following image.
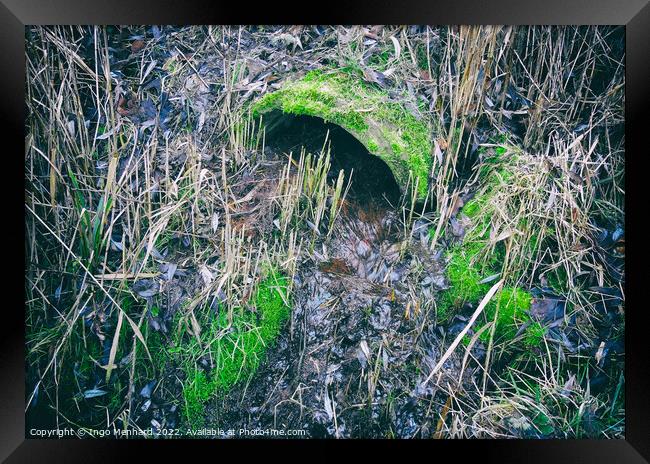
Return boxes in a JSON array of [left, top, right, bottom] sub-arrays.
[[250, 69, 434, 200]]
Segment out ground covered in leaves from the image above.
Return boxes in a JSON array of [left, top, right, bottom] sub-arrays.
[[25, 25, 624, 439]]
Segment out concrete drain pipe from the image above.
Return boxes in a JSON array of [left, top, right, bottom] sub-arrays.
[[250, 69, 435, 201]]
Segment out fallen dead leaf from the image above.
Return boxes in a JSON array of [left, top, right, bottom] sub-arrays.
[[595, 341, 606, 364], [131, 39, 145, 53]]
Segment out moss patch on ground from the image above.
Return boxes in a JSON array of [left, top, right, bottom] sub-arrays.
[[251, 69, 434, 199], [480, 286, 532, 344], [165, 269, 291, 428], [440, 246, 534, 344], [436, 144, 544, 347]]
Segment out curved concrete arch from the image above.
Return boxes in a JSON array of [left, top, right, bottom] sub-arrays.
[[251, 70, 435, 200]]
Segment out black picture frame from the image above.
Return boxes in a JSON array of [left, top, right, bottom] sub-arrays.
[[4, 0, 648, 461]]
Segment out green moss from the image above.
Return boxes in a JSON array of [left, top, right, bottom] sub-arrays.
[[171, 269, 291, 428], [460, 196, 484, 219], [479, 287, 532, 343], [434, 148, 545, 347], [438, 240, 533, 344], [251, 69, 434, 199], [545, 267, 569, 292], [183, 369, 217, 429], [437, 242, 490, 320], [254, 276, 291, 341], [523, 321, 546, 348]]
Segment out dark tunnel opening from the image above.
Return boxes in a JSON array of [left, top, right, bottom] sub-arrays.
[[261, 111, 402, 206]]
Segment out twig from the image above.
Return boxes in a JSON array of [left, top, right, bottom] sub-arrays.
[[421, 279, 504, 387]]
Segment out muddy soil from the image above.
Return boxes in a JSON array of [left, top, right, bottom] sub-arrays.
[[210, 191, 479, 438]]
